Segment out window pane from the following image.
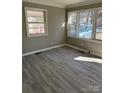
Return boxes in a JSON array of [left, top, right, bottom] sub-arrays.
[[96, 10, 102, 40], [79, 11, 94, 38], [27, 10, 44, 22], [28, 24, 45, 34], [28, 16, 44, 22], [67, 12, 77, 37]]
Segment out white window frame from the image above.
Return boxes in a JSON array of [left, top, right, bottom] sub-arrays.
[[67, 7, 102, 41], [25, 7, 48, 37]]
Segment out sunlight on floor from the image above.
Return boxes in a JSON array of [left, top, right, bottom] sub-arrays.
[[74, 56, 102, 63]]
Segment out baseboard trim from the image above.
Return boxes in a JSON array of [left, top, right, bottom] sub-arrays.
[[65, 44, 101, 57], [22, 44, 66, 56], [22, 43, 101, 57], [65, 44, 89, 53]]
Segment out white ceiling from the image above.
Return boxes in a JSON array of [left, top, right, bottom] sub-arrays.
[[23, 0, 102, 8]]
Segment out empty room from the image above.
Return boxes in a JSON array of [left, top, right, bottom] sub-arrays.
[[22, 0, 102, 93]]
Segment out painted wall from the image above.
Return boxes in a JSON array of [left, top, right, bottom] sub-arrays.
[[66, 3, 102, 57], [22, 2, 66, 53], [66, 37, 102, 57]]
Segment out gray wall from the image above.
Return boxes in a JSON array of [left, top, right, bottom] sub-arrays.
[[22, 2, 66, 53], [66, 3, 102, 57]]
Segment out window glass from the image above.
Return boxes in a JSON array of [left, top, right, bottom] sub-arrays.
[[27, 16, 44, 23], [27, 10, 44, 22], [79, 11, 94, 38], [67, 12, 77, 37], [28, 24, 45, 34]]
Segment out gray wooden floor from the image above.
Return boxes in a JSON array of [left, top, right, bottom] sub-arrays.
[[22, 46, 102, 93]]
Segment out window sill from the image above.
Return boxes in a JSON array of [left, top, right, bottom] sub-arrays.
[[27, 33, 48, 37], [68, 36, 102, 44]]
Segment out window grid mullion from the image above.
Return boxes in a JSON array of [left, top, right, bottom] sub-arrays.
[[76, 12, 80, 37], [74, 12, 77, 37]]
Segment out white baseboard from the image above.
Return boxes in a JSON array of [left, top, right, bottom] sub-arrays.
[[22, 44, 66, 56], [65, 44, 89, 53]]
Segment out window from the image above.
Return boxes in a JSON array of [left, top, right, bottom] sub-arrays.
[[25, 7, 48, 37], [67, 7, 102, 40]]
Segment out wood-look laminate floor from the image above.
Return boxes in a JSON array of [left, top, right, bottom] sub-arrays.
[[22, 46, 102, 93]]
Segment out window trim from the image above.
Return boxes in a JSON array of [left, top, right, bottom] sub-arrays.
[[67, 7, 102, 41], [25, 7, 48, 37]]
